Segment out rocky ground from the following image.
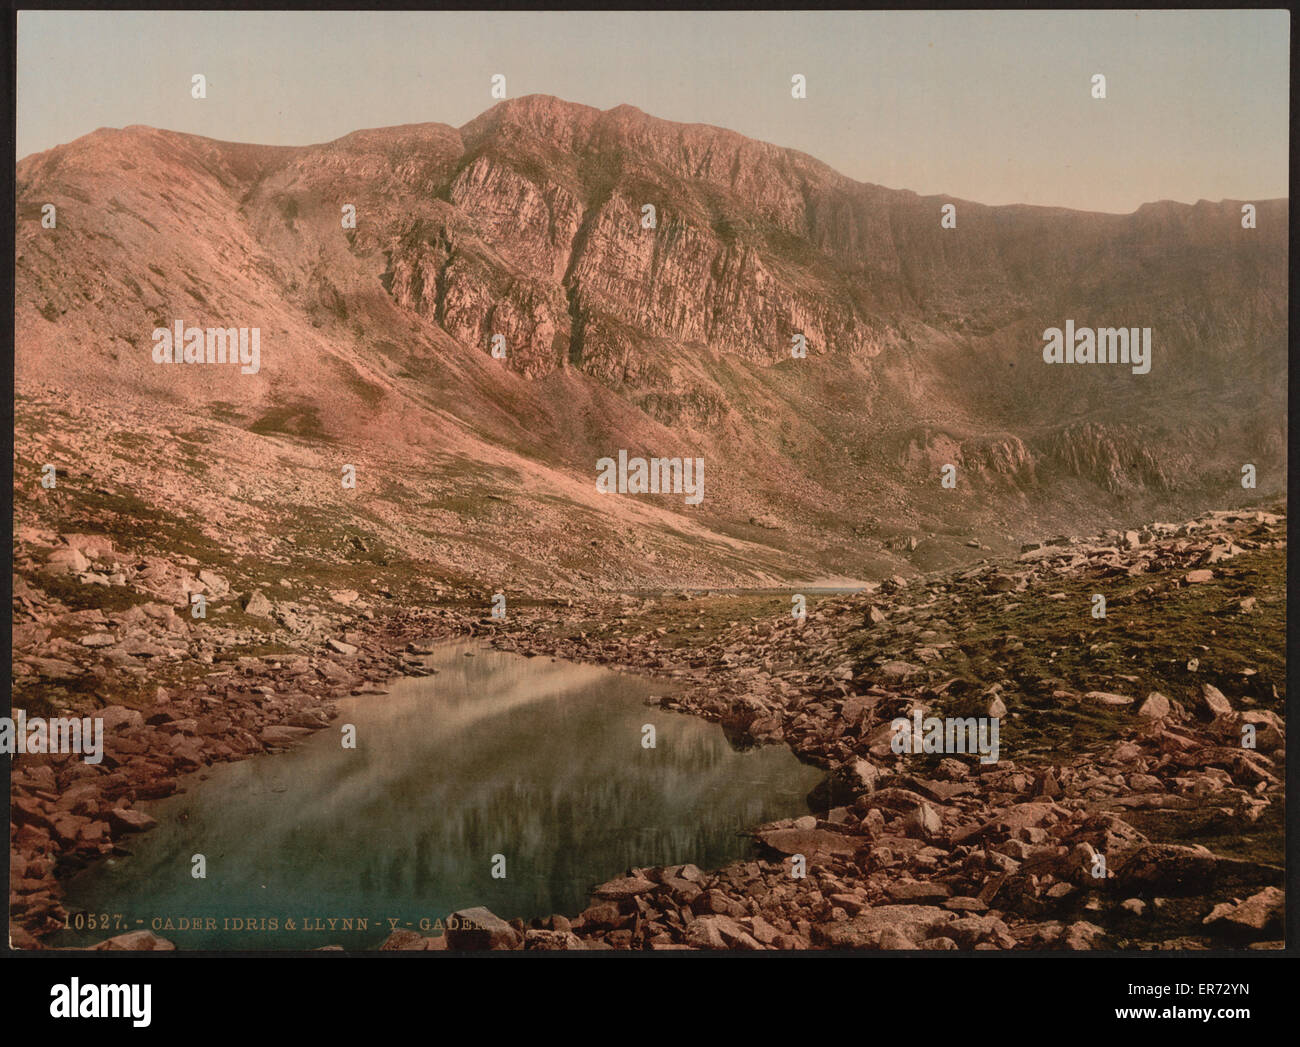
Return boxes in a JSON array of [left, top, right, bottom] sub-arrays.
[[9, 502, 1286, 951]]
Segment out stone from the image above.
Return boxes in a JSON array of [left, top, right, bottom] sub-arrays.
[[887, 881, 951, 903], [1200, 684, 1233, 717], [905, 802, 943, 838], [445, 907, 521, 950], [243, 591, 274, 617], [879, 927, 918, 949], [746, 915, 780, 945], [849, 759, 879, 793], [1202, 887, 1283, 932], [878, 660, 921, 680], [1062, 921, 1107, 950], [198, 569, 230, 595], [107, 808, 158, 833], [260, 725, 313, 746], [685, 917, 727, 949], [578, 902, 623, 929], [756, 827, 860, 857], [592, 875, 657, 901], [524, 929, 584, 950], [1184, 569, 1214, 584], [942, 897, 988, 913], [1240, 710, 1285, 751], [327, 638, 359, 657], [1137, 692, 1170, 719], [1085, 691, 1134, 707], [842, 905, 951, 947], [945, 915, 1008, 948], [936, 758, 969, 781], [686, 914, 761, 950], [47, 547, 91, 574], [60, 534, 116, 560]]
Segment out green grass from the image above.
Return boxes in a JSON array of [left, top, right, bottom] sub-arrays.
[[248, 405, 330, 440], [34, 571, 157, 613], [847, 544, 1286, 766]]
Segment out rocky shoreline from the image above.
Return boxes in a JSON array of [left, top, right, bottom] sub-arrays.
[[10, 505, 1286, 950]]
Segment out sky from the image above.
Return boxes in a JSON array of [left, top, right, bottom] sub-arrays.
[[15, 9, 1290, 214]]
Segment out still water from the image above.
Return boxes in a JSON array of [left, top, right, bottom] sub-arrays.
[[54, 640, 821, 949]]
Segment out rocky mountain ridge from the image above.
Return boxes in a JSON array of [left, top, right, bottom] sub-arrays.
[[15, 95, 1288, 582]]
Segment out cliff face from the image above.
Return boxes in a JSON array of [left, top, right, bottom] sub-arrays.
[[13, 95, 1289, 578]]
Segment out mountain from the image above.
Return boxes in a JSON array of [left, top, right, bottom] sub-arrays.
[[14, 95, 1288, 589]]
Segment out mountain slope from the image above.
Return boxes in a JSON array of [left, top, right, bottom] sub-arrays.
[[14, 95, 1288, 585]]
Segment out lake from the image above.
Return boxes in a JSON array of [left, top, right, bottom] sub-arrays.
[[53, 640, 822, 949]]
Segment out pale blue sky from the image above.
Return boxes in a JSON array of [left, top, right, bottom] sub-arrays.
[[16, 9, 1290, 213]]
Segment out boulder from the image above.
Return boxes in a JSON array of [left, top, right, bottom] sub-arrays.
[[756, 827, 860, 857], [46, 547, 90, 574], [524, 929, 585, 950], [686, 914, 761, 950], [198, 570, 230, 595], [1085, 691, 1134, 707], [1202, 887, 1284, 932], [260, 725, 313, 746], [445, 907, 521, 950], [107, 808, 158, 834], [1200, 684, 1233, 717], [97, 707, 143, 733], [243, 591, 274, 617], [592, 875, 657, 901], [1137, 692, 1171, 719]]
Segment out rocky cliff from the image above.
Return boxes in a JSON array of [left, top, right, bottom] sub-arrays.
[[14, 95, 1288, 582]]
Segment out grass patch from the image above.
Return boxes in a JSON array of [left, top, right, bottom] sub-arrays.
[[848, 545, 1286, 766]]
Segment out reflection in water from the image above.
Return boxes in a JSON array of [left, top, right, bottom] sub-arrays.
[[55, 641, 822, 949]]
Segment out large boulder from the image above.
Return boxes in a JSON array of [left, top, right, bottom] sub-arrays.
[[243, 591, 274, 617], [1202, 887, 1284, 933], [107, 808, 158, 834], [46, 546, 90, 574], [592, 875, 656, 901], [444, 907, 521, 950], [99, 705, 145, 732], [1199, 684, 1233, 717], [756, 827, 861, 857]]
